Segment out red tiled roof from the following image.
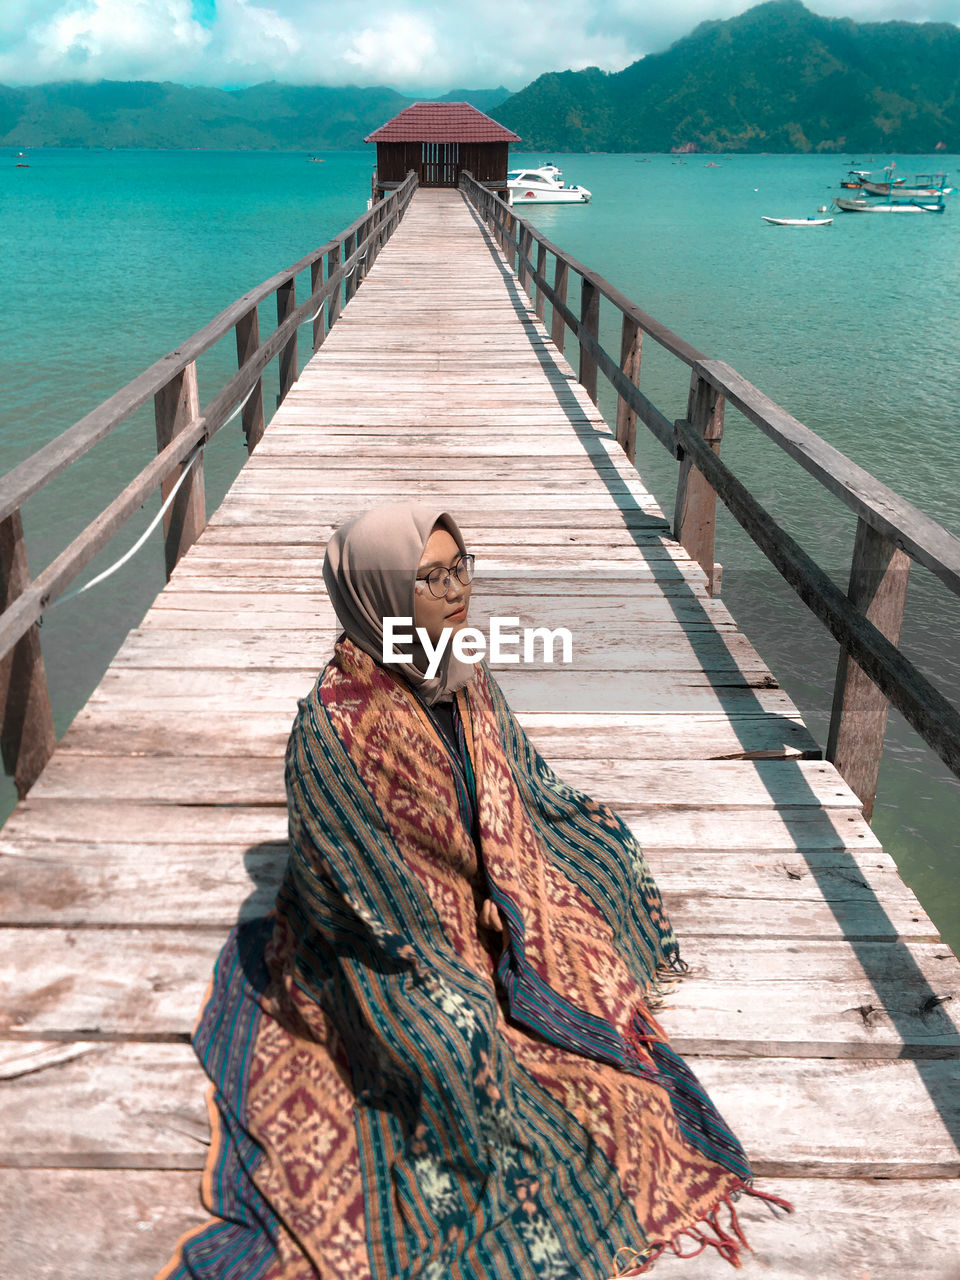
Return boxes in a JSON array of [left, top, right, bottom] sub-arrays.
[[364, 102, 519, 144]]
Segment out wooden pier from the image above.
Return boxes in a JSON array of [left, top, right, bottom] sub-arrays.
[[2, 186, 959, 1278]]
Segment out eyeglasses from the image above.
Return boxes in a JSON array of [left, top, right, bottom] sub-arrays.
[[414, 553, 476, 599]]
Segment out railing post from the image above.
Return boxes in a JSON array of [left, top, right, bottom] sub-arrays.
[[356, 216, 371, 285], [518, 224, 532, 296], [673, 370, 724, 597], [343, 230, 358, 303], [535, 241, 547, 322], [0, 510, 55, 797], [551, 259, 568, 354], [578, 276, 599, 404], [327, 242, 342, 330], [310, 258, 326, 354], [371, 203, 384, 263], [365, 212, 375, 271], [827, 518, 911, 819], [616, 315, 642, 463], [276, 278, 297, 406], [154, 361, 205, 578], [235, 306, 266, 452]]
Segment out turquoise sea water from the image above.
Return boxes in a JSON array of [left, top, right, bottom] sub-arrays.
[[1, 147, 958, 951]]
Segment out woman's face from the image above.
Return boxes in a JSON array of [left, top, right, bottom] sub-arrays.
[[413, 527, 472, 647]]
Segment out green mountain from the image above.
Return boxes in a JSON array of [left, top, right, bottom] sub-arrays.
[[0, 82, 511, 150], [3, 2, 957, 154], [436, 88, 512, 113], [493, 0, 960, 153]]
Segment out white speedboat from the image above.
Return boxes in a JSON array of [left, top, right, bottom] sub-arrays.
[[506, 166, 591, 204]]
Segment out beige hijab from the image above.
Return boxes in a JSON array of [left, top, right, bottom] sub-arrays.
[[322, 502, 478, 706]]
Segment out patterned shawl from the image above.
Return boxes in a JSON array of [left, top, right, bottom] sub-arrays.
[[157, 637, 789, 1280]]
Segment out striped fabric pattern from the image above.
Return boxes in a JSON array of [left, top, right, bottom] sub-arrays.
[[156, 637, 787, 1280]]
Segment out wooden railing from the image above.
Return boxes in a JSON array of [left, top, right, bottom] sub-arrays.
[[461, 170, 960, 821], [0, 171, 418, 799]]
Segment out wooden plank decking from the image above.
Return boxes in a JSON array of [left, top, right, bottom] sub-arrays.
[[2, 189, 959, 1278]]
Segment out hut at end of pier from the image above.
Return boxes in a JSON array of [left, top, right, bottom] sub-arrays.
[[365, 102, 520, 201]]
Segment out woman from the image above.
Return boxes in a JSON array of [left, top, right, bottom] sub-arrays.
[[158, 502, 790, 1280]]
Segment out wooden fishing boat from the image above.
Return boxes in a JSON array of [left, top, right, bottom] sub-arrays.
[[860, 171, 953, 197], [834, 195, 945, 214]]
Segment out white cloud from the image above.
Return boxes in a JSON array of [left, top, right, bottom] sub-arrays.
[[0, 0, 956, 89], [213, 0, 301, 77], [343, 12, 438, 82], [0, 0, 211, 81]]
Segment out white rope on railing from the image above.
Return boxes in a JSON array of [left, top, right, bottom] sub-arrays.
[[41, 192, 411, 615], [49, 442, 205, 611], [222, 379, 259, 429], [343, 250, 368, 283], [302, 248, 369, 325]]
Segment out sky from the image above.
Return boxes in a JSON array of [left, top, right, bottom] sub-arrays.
[[0, 0, 958, 92]]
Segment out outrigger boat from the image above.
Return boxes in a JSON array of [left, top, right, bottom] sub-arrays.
[[834, 194, 946, 213], [859, 168, 954, 197], [506, 166, 591, 205]]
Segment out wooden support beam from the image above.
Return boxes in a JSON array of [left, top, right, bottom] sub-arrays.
[[616, 315, 642, 464], [827, 518, 911, 820], [234, 306, 265, 453], [551, 258, 568, 355], [0, 510, 55, 797], [578, 276, 600, 405], [518, 225, 533, 296], [153, 363, 205, 579], [309, 260, 325, 355], [370, 204, 383, 266], [327, 243, 342, 330], [343, 231, 358, 303], [275, 279, 297, 407], [534, 242, 547, 322], [356, 216, 371, 285], [674, 370, 724, 597]]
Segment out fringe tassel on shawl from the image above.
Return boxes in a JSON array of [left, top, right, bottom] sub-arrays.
[[606, 1186, 794, 1276], [645, 956, 690, 1011]]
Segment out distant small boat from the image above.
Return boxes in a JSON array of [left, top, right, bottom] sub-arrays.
[[762, 215, 832, 226]]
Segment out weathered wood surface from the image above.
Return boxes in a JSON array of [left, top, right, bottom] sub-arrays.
[[55, 706, 819, 761], [1, 189, 957, 1276], [2, 1043, 959, 1177], [3, 931, 956, 1055], [3, 1170, 958, 1280]]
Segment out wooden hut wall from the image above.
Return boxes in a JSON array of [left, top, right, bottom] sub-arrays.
[[376, 142, 421, 184], [460, 142, 510, 183], [376, 140, 510, 187]]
